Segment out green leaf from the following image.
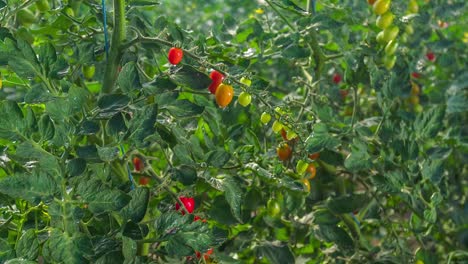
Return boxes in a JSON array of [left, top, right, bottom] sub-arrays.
[[0, 171, 59, 204], [421, 159, 444, 184], [327, 193, 369, 214], [155, 122, 177, 148], [0, 238, 15, 262], [120, 187, 150, 223], [106, 113, 127, 140], [170, 65, 212, 90], [43, 229, 92, 264], [118, 62, 141, 92], [305, 124, 341, 153], [223, 176, 243, 222], [76, 145, 101, 162], [0, 101, 26, 140], [154, 212, 191, 235], [38, 114, 55, 141], [48, 201, 83, 233], [97, 94, 131, 118], [312, 209, 341, 225], [77, 120, 100, 135], [122, 221, 149, 240], [4, 259, 37, 264], [257, 243, 295, 264], [282, 44, 310, 58], [122, 236, 137, 261], [38, 43, 57, 75], [165, 99, 205, 117], [414, 105, 445, 138], [127, 104, 158, 148], [16, 229, 39, 260], [314, 224, 354, 254], [171, 165, 198, 185], [447, 94, 468, 114], [207, 149, 231, 168], [97, 146, 120, 162], [75, 177, 131, 213]]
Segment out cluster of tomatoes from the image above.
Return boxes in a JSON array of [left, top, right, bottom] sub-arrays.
[[131, 157, 213, 261], [369, 0, 401, 70], [168, 47, 253, 109]]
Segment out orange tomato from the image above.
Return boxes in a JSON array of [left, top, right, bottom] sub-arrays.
[[215, 84, 234, 108], [308, 152, 320, 160], [306, 164, 317, 179], [301, 178, 311, 192]]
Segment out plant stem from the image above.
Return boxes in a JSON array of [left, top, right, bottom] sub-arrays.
[[101, 0, 126, 94]]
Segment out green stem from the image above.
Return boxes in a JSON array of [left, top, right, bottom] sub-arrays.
[[101, 0, 126, 94], [264, 0, 297, 32]]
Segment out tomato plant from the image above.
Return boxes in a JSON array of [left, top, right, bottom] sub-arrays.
[[0, 0, 466, 263]]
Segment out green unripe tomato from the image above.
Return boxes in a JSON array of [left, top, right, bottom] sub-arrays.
[[267, 199, 281, 217], [260, 112, 271, 124], [285, 128, 298, 140], [400, 33, 408, 43], [274, 106, 286, 115], [405, 25, 414, 35], [238, 92, 252, 107], [64, 7, 75, 17], [83, 65, 96, 80], [272, 121, 283, 133], [296, 160, 309, 174], [408, 0, 419, 14], [240, 77, 252, 87], [383, 55, 397, 70], [376, 12, 394, 29], [36, 0, 50, 12], [17, 9, 37, 25], [376, 31, 386, 44], [383, 25, 399, 42], [384, 40, 398, 55], [373, 0, 391, 15]]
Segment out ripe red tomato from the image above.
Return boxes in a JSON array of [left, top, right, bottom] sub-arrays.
[[208, 70, 224, 94], [168, 47, 183, 65], [132, 157, 143, 172], [196, 248, 213, 260], [193, 215, 207, 223], [411, 72, 421, 79], [277, 143, 292, 161], [215, 84, 234, 108], [175, 196, 195, 215], [332, 73, 342, 84], [426, 52, 436, 62], [139, 176, 150, 185], [308, 152, 320, 160]]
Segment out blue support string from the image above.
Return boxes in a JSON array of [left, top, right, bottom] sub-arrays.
[[101, 0, 110, 60], [312, 0, 317, 14]]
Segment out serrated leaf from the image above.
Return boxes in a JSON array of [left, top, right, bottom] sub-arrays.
[[38, 114, 55, 141], [0, 101, 26, 140], [207, 149, 231, 168], [76, 145, 101, 162], [127, 104, 158, 148], [421, 159, 444, 184], [122, 236, 137, 261], [97, 146, 120, 162], [0, 238, 15, 262], [312, 209, 341, 225], [122, 221, 149, 240], [43, 229, 92, 264], [305, 125, 341, 153], [16, 229, 39, 260], [0, 171, 59, 204], [120, 187, 150, 223], [257, 243, 295, 264], [170, 65, 212, 90], [75, 177, 131, 213], [223, 177, 243, 222], [154, 212, 191, 235], [155, 122, 177, 148], [171, 165, 197, 185], [414, 106, 445, 138], [314, 224, 354, 254], [327, 193, 369, 214], [97, 94, 131, 118], [118, 62, 141, 92], [48, 201, 83, 234], [166, 99, 205, 117]]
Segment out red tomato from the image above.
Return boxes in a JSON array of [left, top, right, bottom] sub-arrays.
[[168, 47, 183, 65], [208, 70, 224, 94], [132, 157, 143, 172], [411, 72, 421, 79], [280, 128, 288, 141], [339, 89, 349, 99], [426, 52, 436, 62], [277, 143, 292, 161], [139, 176, 150, 185], [332, 73, 342, 84], [196, 248, 213, 260], [175, 196, 195, 215]]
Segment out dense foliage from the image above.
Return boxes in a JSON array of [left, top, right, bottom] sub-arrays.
[[0, 0, 467, 263]]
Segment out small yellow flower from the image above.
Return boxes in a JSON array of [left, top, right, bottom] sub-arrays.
[[255, 8, 264, 14]]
